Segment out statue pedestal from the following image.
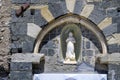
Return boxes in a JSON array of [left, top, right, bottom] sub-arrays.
[[63, 60, 77, 64]]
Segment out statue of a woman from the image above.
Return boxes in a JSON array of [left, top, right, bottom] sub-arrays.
[[65, 32, 76, 61]]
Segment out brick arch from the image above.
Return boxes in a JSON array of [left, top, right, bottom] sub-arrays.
[[33, 13, 107, 55]]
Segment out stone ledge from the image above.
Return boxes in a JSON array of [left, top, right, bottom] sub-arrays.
[[100, 53, 120, 64], [11, 53, 45, 64]]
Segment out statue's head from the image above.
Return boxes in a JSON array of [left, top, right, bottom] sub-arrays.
[[69, 32, 73, 37]]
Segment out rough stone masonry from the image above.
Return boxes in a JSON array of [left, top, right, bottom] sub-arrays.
[[0, 0, 11, 78]]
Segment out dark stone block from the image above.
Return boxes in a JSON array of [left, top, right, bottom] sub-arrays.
[[34, 10, 47, 28], [60, 1, 68, 14], [109, 64, 120, 74], [82, 51, 86, 56], [48, 49, 55, 56], [31, 0, 45, 4], [100, 0, 120, 9], [11, 36, 19, 41], [108, 44, 119, 53], [43, 41, 55, 48], [95, 50, 100, 54], [31, 0, 48, 4], [9, 71, 32, 80], [48, 0, 62, 3], [10, 62, 32, 71], [17, 23, 27, 35], [10, 48, 18, 53], [10, 22, 27, 35], [11, 10, 33, 23], [22, 41, 34, 53], [112, 16, 120, 23], [31, 0, 65, 4], [11, 10, 25, 23], [40, 48, 48, 56], [115, 74, 120, 80], [89, 7, 106, 24], [82, 50, 93, 56], [12, 0, 31, 4], [86, 41, 91, 49], [119, 45, 120, 52], [12, 0, 65, 4], [86, 50, 93, 56], [108, 77, 112, 80], [99, 0, 110, 9], [106, 8, 118, 17], [108, 73, 120, 80], [117, 23, 120, 33], [74, 0, 85, 14], [21, 36, 35, 52], [48, 2, 66, 18], [103, 23, 117, 37]]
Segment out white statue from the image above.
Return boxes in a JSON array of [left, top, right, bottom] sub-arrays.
[[65, 32, 76, 62]]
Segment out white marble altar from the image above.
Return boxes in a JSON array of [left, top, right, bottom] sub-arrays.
[[33, 74, 107, 80]]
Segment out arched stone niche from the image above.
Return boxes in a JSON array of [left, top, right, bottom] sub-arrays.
[[33, 14, 108, 73], [34, 14, 107, 55]]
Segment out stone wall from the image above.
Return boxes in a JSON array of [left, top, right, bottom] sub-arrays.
[[0, 0, 120, 79], [10, 0, 120, 54], [0, 0, 11, 78], [9, 0, 120, 74], [0, 0, 119, 79]]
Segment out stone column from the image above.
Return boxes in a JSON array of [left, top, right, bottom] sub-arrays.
[[9, 62, 33, 80], [9, 53, 45, 80]]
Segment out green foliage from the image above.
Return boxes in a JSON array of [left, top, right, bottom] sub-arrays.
[[60, 24, 82, 61]]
